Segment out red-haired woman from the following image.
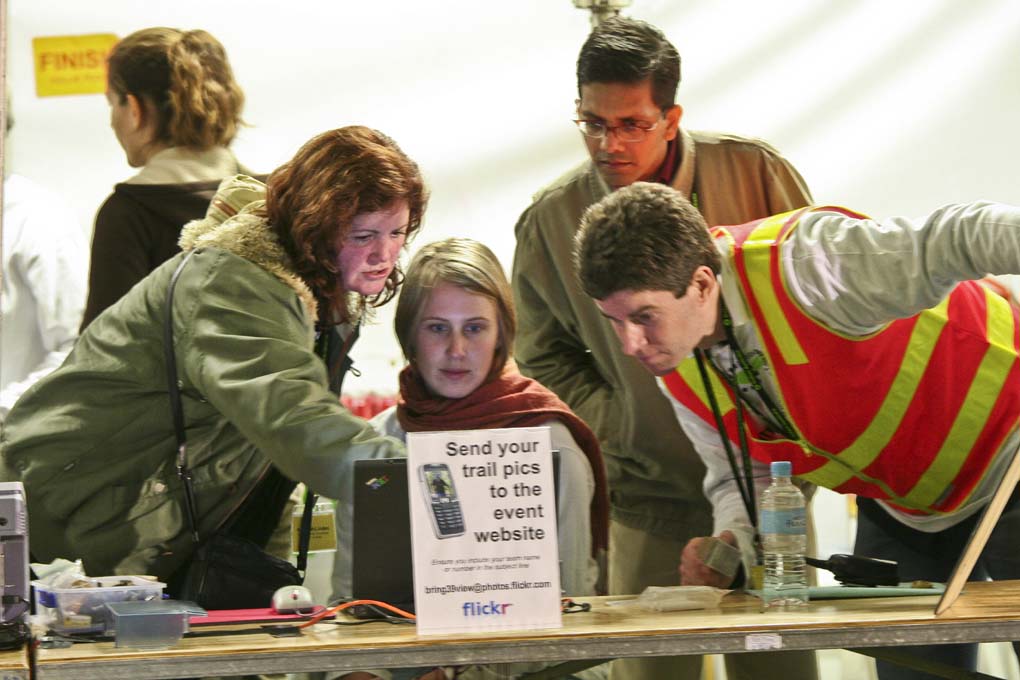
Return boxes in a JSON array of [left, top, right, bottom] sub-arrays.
[[2, 127, 427, 595]]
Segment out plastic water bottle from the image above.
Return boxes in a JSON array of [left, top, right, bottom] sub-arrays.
[[759, 460, 808, 608]]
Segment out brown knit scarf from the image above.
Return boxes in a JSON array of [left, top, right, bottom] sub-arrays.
[[397, 364, 609, 556]]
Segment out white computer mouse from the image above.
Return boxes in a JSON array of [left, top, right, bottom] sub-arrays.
[[271, 585, 315, 613]]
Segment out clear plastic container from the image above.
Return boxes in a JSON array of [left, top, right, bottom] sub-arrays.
[[33, 576, 165, 633], [759, 461, 808, 608], [106, 600, 190, 649]]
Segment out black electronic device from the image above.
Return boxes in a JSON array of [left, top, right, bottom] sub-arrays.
[[352, 459, 416, 616], [806, 553, 899, 587]]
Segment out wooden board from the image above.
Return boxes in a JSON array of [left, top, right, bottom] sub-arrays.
[[0, 646, 30, 680], [936, 447, 1020, 615]]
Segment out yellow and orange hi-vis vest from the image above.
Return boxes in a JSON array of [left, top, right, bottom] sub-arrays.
[[662, 207, 1020, 515]]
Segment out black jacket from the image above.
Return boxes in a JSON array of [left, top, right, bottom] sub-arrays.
[[81, 180, 223, 330]]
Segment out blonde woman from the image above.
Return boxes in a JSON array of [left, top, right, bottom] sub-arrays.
[[330, 239, 609, 680]]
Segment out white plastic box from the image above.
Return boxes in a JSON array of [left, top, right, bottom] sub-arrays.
[[33, 576, 165, 634], [106, 600, 191, 649]]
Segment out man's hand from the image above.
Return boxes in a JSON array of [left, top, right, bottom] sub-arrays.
[[680, 531, 739, 587]]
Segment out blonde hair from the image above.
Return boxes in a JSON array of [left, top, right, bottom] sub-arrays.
[[107, 27, 244, 148], [394, 238, 515, 381]]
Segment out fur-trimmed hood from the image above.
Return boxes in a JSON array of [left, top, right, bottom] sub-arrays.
[[178, 175, 317, 320]]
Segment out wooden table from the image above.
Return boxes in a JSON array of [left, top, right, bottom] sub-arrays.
[[33, 580, 1020, 679], [0, 646, 29, 680]]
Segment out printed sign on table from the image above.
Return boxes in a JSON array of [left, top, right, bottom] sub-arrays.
[[407, 426, 562, 635]]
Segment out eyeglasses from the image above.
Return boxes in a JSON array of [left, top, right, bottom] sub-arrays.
[[573, 118, 662, 143]]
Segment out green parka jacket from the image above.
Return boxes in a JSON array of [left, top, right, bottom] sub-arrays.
[[0, 175, 403, 579]]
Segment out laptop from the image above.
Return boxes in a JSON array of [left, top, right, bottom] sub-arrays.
[[351, 459, 416, 617], [350, 452, 563, 619]]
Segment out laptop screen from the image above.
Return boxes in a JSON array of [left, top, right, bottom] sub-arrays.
[[351, 459, 415, 610]]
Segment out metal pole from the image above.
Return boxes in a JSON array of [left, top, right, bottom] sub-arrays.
[[1, 0, 7, 297]]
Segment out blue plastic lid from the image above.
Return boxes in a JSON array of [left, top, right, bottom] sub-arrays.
[[770, 461, 792, 476]]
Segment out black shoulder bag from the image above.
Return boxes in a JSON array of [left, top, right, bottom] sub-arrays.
[[164, 252, 315, 610]]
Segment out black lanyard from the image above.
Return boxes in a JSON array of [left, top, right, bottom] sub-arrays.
[[690, 302, 801, 529], [694, 348, 758, 528]]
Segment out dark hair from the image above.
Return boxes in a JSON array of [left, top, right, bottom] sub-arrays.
[[575, 182, 718, 300], [395, 238, 515, 382], [107, 27, 244, 148], [265, 126, 428, 325], [576, 16, 681, 111]]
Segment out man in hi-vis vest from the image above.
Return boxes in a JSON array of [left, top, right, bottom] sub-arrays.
[[575, 181, 1020, 680]]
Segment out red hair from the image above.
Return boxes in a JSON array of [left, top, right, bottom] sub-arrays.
[[265, 126, 427, 324]]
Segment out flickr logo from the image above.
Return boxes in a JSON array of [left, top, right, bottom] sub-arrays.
[[462, 601, 512, 616]]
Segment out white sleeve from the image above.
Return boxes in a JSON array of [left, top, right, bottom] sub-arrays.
[[786, 202, 1020, 334], [0, 179, 87, 418], [546, 420, 599, 597], [324, 408, 401, 680], [0, 352, 73, 419], [657, 379, 769, 574], [329, 406, 406, 603]]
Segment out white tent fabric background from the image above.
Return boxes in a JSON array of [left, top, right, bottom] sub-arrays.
[[7, 0, 1020, 392]]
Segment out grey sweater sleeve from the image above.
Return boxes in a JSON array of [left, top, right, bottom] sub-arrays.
[[783, 202, 1020, 334]]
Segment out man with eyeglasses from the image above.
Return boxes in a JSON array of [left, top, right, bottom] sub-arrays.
[[511, 16, 814, 680]]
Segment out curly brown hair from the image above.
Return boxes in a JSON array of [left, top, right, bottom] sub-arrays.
[[107, 27, 244, 148], [265, 126, 428, 324]]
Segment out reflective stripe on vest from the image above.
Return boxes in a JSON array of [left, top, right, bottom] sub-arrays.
[[667, 207, 1020, 514]]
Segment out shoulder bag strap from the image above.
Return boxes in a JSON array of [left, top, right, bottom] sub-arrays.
[[164, 250, 315, 568], [296, 490, 317, 574], [165, 251, 201, 544]]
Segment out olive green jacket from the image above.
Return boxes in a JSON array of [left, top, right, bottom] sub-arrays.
[[0, 175, 403, 579], [511, 129, 812, 538]]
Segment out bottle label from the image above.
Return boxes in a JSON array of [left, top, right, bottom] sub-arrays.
[[748, 563, 764, 590], [291, 499, 338, 553], [759, 507, 806, 535]]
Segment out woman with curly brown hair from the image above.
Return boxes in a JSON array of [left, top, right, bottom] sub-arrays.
[[1, 126, 427, 597], [82, 27, 253, 329]]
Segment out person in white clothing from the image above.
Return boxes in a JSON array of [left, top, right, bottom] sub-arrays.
[[1, 164, 87, 420]]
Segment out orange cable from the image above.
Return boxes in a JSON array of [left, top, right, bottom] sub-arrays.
[[299, 599, 416, 629]]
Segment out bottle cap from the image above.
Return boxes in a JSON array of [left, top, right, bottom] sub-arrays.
[[770, 460, 792, 476]]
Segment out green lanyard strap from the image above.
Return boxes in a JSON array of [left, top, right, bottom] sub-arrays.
[[717, 303, 798, 440]]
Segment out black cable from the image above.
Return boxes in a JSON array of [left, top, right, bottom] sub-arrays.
[[329, 618, 415, 626]]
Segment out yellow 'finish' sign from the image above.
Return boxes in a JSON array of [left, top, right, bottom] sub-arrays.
[[33, 34, 119, 97]]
